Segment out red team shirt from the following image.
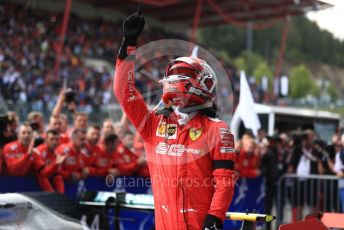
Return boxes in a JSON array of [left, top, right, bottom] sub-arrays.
[[35, 144, 65, 193], [59, 132, 70, 144], [55, 142, 91, 180], [236, 149, 260, 178], [2, 140, 44, 176], [89, 147, 113, 177], [113, 143, 141, 176], [35, 144, 61, 177]]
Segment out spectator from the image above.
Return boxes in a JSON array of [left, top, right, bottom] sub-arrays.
[[236, 133, 261, 178], [113, 122, 126, 140], [6, 111, 19, 140], [48, 115, 69, 144], [0, 112, 18, 149], [27, 111, 45, 146], [56, 128, 90, 182], [102, 119, 114, 136], [261, 135, 285, 230], [288, 131, 321, 221], [73, 112, 88, 130], [115, 132, 147, 176], [333, 134, 344, 212], [35, 129, 67, 193], [27, 111, 45, 135], [89, 133, 120, 177], [59, 114, 70, 143], [2, 123, 45, 176], [83, 125, 102, 178]]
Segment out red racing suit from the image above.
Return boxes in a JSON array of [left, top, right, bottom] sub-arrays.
[[113, 58, 236, 229]]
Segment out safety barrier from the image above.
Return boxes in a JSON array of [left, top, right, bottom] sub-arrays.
[[277, 174, 341, 227]]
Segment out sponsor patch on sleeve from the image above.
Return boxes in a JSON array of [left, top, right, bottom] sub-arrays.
[[220, 147, 235, 154]]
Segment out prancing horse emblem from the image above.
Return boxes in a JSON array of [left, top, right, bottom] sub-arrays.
[[189, 128, 203, 141]]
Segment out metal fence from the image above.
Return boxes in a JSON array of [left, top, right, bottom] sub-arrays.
[[277, 174, 341, 227]]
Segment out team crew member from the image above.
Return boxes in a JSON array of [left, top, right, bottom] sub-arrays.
[[56, 128, 90, 181], [114, 137, 146, 176], [2, 123, 45, 176], [35, 130, 67, 193], [48, 115, 69, 144], [84, 125, 102, 177], [59, 114, 70, 144], [236, 134, 261, 178], [113, 7, 236, 229], [89, 133, 120, 177]]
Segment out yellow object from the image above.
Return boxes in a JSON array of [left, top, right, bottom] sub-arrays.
[[226, 212, 276, 223]]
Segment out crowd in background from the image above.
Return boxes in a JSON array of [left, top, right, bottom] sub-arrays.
[[2, 3, 344, 229], [0, 88, 149, 194], [0, 2, 239, 121], [235, 128, 344, 229]]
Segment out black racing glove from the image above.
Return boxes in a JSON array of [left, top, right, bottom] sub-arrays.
[[118, 5, 145, 60], [202, 214, 223, 230]]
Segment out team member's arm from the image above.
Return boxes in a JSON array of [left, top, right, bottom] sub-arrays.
[[117, 161, 139, 176], [51, 89, 66, 118], [203, 124, 236, 229], [39, 154, 67, 177], [113, 7, 157, 141], [2, 144, 36, 176]]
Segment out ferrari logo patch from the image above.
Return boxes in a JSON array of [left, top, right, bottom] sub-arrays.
[[189, 128, 203, 141]]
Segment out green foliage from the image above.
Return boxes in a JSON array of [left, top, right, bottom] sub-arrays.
[[199, 16, 344, 68], [289, 65, 318, 98], [198, 25, 246, 57], [234, 56, 247, 73], [233, 50, 273, 89], [233, 50, 263, 73], [253, 62, 273, 89], [327, 82, 337, 100]]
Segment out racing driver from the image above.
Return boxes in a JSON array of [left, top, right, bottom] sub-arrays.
[[113, 6, 236, 230]]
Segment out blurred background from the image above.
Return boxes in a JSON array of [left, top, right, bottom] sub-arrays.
[[1, 0, 344, 229]]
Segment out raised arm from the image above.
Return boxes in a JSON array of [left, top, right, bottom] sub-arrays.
[[113, 6, 157, 140], [51, 89, 66, 118]]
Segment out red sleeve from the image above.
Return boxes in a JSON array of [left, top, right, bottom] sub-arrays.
[[3, 145, 33, 176], [89, 158, 111, 177], [59, 168, 72, 180], [55, 146, 76, 180], [59, 168, 81, 180], [37, 176, 54, 192], [33, 153, 45, 172], [208, 123, 236, 222], [91, 167, 110, 177], [40, 162, 59, 177], [113, 58, 158, 141], [53, 175, 65, 193], [117, 162, 139, 176]]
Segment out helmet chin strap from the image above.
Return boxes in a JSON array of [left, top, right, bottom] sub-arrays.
[[178, 101, 213, 114], [179, 102, 220, 119], [155, 100, 219, 124], [172, 106, 197, 126]]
